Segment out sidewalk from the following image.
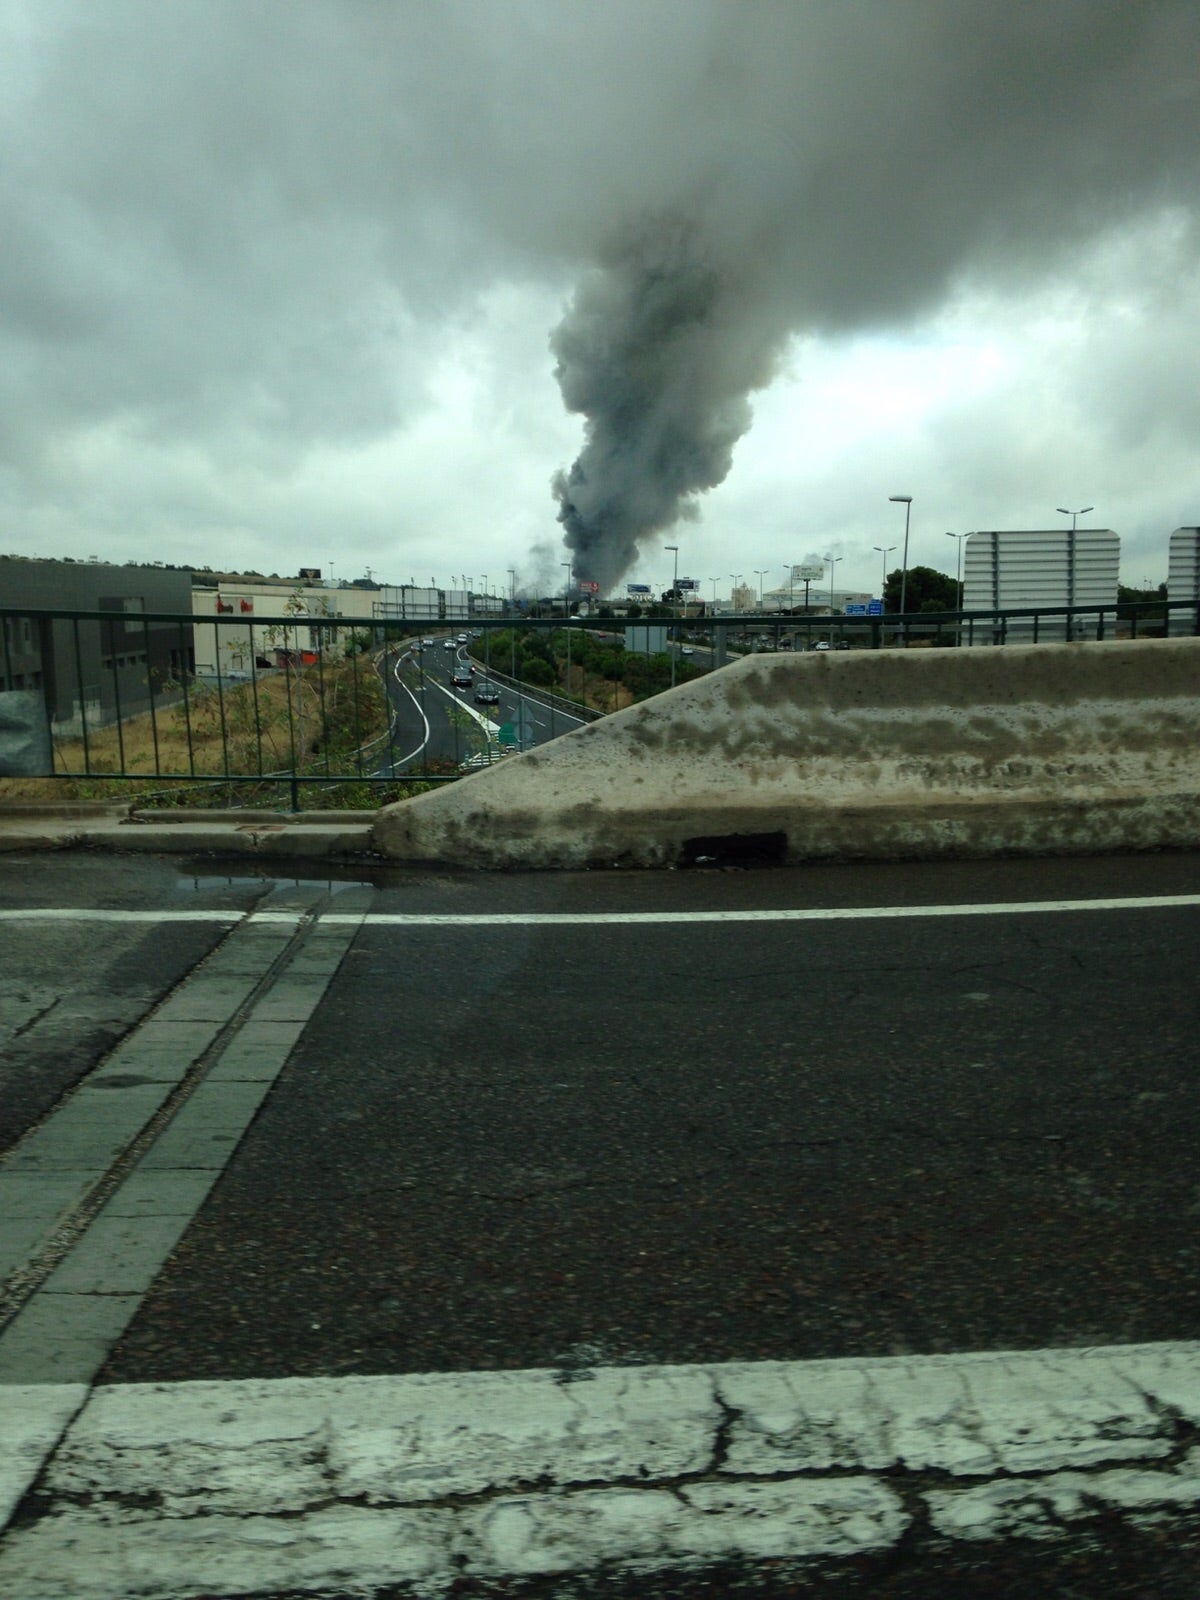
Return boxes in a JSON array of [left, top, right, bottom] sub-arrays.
[[0, 805, 379, 862]]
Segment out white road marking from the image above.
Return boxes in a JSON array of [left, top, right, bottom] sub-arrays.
[[330, 893, 1200, 926], [2, 1342, 1197, 1596], [3, 893, 1200, 927]]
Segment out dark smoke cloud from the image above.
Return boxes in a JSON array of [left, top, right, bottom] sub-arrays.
[[550, 216, 784, 588], [545, 0, 1200, 586]]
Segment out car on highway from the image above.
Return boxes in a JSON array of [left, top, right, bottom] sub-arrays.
[[474, 683, 501, 705], [444, 639, 456, 650], [451, 669, 473, 689], [681, 646, 694, 657], [457, 632, 468, 643], [422, 637, 434, 647]]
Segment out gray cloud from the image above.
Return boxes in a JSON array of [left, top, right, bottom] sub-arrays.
[[1, 1, 1198, 588]]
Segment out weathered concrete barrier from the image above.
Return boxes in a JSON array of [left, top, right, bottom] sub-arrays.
[[372, 639, 1200, 869]]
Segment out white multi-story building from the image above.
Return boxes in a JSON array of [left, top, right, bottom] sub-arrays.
[[1167, 527, 1200, 636], [963, 528, 1119, 642]]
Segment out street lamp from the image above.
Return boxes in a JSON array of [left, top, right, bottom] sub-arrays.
[[945, 533, 968, 611], [665, 545, 680, 687], [889, 496, 913, 620], [562, 561, 572, 697], [873, 545, 896, 601], [754, 569, 768, 611], [825, 555, 842, 635], [1056, 507, 1092, 625], [1057, 505, 1093, 532]]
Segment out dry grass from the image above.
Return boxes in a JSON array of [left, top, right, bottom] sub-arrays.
[[0, 665, 388, 806]]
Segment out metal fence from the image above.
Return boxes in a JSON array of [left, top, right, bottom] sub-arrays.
[[1, 600, 1196, 808]]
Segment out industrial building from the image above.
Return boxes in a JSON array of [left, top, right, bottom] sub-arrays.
[[0, 557, 194, 733]]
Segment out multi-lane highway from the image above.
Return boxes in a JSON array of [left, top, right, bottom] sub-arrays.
[[377, 635, 587, 775], [2, 848, 1199, 1597]]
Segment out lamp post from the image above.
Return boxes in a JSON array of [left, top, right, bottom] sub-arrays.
[[873, 545, 895, 602], [1057, 505, 1093, 532], [665, 544, 679, 687], [507, 568, 517, 678], [889, 495, 913, 624], [825, 554, 842, 641], [1056, 507, 1093, 622], [561, 561, 572, 698], [754, 569, 768, 611], [709, 578, 718, 606], [945, 533, 968, 610]]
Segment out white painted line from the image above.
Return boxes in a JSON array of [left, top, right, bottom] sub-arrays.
[[0, 910, 242, 924], [331, 893, 1200, 926], [2, 1342, 1197, 1596], [4, 894, 1200, 929], [386, 653, 431, 769]]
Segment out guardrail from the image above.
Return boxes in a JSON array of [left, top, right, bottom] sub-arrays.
[[1, 601, 1196, 808]]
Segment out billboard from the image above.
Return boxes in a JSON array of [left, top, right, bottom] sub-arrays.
[[626, 583, 652, 595], [578, 579, 600, 594], [792, 563, 824, 581], [677, 577, 700, 591]]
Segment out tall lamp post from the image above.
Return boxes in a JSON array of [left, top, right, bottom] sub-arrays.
[[1057, 505, 1093, 532], [945, 533, 968, 610], [825, 554, 842, 640], [665, 545, 679, 687], [873, 545, 895, 603], [507, 568, 517, 679], [561, 561, 572, 698], [754, 569, 768, 611], [1057, 507, 1093, 623], [889, 495, 913, 624]]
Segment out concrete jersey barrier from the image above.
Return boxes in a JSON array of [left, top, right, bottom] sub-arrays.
[[371, 638, 1200, 869]]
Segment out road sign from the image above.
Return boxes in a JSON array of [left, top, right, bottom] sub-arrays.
[[844, 603, 867, 616], [793, 563, 824, 581], [497, 722, 518, 747], [868, 599, 884, 616]]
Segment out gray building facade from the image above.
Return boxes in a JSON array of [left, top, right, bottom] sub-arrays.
[[0, 558, 194, 732]]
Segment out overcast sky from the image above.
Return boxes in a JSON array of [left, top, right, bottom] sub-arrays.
[[3, 0, 1199, 599]]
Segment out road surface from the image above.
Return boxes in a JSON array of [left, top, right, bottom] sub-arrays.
[[2, 849, 1198, 1597]]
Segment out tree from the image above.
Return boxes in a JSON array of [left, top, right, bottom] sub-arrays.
[[883, 565, 958, 613]]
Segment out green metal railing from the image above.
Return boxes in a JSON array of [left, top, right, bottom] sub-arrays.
[[1, 600, 1196, 808]]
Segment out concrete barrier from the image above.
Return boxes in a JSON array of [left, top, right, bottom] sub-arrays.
[[371, 639, 1200, 869]]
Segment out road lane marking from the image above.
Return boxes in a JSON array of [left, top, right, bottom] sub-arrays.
[[2, 1342, 1197, 1596], [5, 893, 1200, 929], [332, 893, 1200, 925]]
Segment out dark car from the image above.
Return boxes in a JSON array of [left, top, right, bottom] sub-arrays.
[[452, 670, 473, 689], [474, 683, 501, 705]]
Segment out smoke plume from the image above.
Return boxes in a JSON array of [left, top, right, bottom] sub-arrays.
[[551, 216, 783, 589], [546, 1, 1200, 589]]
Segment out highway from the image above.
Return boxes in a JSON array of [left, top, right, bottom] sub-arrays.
[[2, 849, 1199, 1597], [377, 635, 587, 775]]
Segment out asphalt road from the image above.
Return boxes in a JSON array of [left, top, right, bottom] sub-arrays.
[[380, 639, 586, 773], [2, 848, 1199, 1597]]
